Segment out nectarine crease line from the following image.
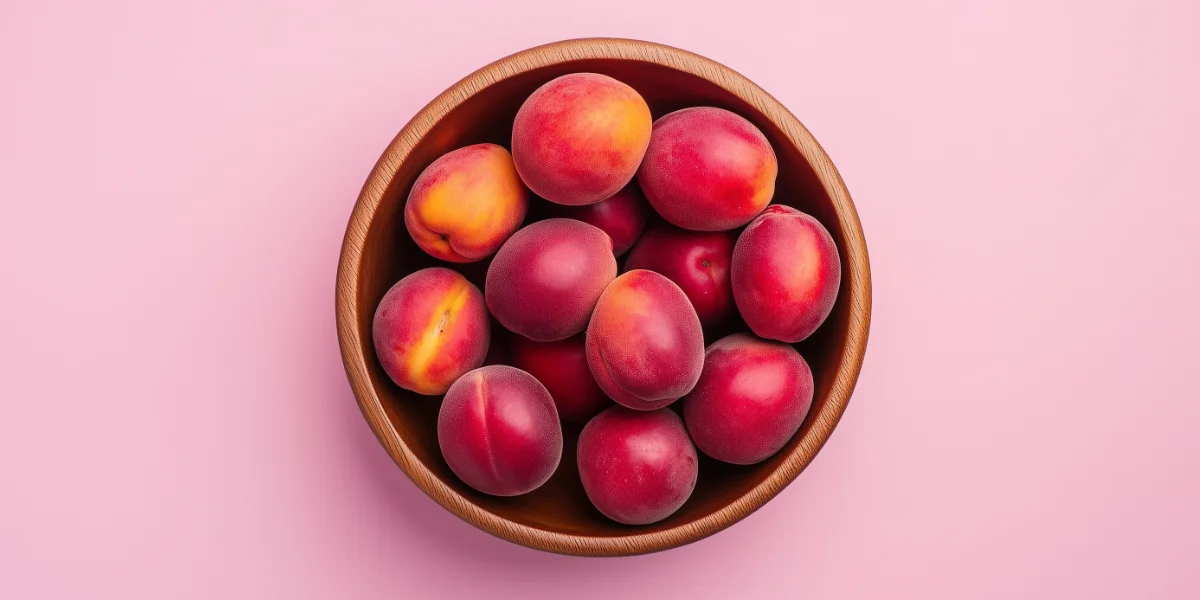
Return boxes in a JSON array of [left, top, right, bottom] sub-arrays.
[[475, 373, 502, 486], [405, 283, 471, 393]]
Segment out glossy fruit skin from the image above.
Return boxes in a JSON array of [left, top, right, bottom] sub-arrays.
[[371, 267, 489, 395], [577, 407, 698, 525], [732, 205, 841, 343], [624, 225, 736, 327], [585, 270, 705, 411], [637, 107, 776, 231], [437, 366, 563, 497], [683, 334, 814, 465], [485, 218, 617, 342], [551, 184, 648, 256], [510, 334, 611, 423]]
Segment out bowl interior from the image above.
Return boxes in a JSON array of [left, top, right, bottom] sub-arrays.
[[353, 57, 855, 538]]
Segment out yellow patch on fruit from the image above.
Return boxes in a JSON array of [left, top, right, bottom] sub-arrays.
[[603, 281, 652, 324], [403, 281, 472, 394], [582, 100, 650, 152], [413, 150, 525, 251], [615, 101, 652, 149], [749, 157, 777, 210]]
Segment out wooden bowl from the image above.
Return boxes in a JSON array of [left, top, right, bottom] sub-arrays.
[[336, 38, 872, 556]]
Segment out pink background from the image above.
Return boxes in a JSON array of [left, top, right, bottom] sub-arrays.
[[3, 1, 1198, 598]]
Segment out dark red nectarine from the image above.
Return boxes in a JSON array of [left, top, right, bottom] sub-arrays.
[[683, 334, 813, 465], [437, 365, 563, 496], [732, 205, 841, 343], [577, 407, 698, 525], [637, 107, 776, 231], [623, 225, 735, 327], [551, 184, 648, 256], [510, 334, 611, 423], [586, 270, 704, 410], [486, 219, 617, 342]]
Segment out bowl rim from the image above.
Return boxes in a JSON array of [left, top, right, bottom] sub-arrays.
[[335, 37, 872, 557]]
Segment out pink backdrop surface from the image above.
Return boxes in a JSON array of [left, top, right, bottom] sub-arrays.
[[2, 1, 1198, 598]]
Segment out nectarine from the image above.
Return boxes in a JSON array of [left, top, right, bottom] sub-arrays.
[[510, 334, 611, 423], [372, 267, 489, 395], [512, 73, 652, 206], [486, 219, 617, 342], [404, 144, 528, 262], [683, 334, 813, 465], [732, 205, 841, 343], [438, 365, 563, 496], [623, 226, 735, 327], [586, 270, 704, 410], [637, 107, 776, 231], [577, 407, 697, 525]]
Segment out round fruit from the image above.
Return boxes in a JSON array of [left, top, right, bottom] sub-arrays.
[[437, 366, 563, 496], [683, 334, 814, 465], [624, 226, 736, 327], [732, 205, 841, 342], [372, 267, 489, 395], [486, 219, 617, 342], [637, 107, 776, 231], [510, 334, 611, 423], [511, 73, 653, 205], [577, 407, 698, 525], [586, 270, 704, 410], [404, 143, 527, 262]]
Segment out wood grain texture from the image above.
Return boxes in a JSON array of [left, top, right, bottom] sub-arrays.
[[335, 38, 872, 556]]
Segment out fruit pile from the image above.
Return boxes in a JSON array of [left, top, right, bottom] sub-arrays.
[[373, 73, 841, 526]]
